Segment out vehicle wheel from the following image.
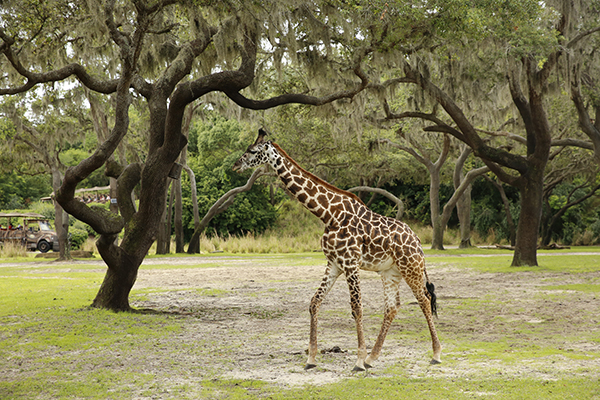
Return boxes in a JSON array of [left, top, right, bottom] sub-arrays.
[[38, 240, 51, 253]]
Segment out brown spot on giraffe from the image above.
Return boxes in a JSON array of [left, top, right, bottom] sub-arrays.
[[233, 129, 442, 371]]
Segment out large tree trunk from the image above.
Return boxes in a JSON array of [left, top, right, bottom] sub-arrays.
[[429, 170, 444, 250], [512, 172, 544, 266], [91, 244, 138, 311], [174, 178, 184, 253], [51, 168, 71, 260], [185, 165, 201, 254], [454, 146, 474, 248]]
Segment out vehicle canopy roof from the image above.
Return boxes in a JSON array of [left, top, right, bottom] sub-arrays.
[[0, 212, 48, 220]]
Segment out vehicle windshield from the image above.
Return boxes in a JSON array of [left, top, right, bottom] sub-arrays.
[[38, 221, 53, 231]]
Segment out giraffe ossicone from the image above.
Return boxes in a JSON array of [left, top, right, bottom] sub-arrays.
[[233, 128, 442, 370]]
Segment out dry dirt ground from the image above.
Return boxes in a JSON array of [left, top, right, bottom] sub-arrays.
[[122, 254, 600, 388]]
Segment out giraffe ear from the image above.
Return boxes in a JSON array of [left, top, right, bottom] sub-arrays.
[[255, 128, 268, 145]]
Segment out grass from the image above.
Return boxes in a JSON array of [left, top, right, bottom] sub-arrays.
[[1, 247, 600, 399], [428, 252, 600, 273], [273, 377, 599, 400]]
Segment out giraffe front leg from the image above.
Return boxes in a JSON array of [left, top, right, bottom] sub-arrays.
[[306, 263, 341, 370], [345, 268, 368, 372]]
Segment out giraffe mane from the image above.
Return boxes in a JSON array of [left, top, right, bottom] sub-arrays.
[[271, 142, 365, 205]]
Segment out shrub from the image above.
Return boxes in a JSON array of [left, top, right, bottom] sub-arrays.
[[69, 228, 89, 250]]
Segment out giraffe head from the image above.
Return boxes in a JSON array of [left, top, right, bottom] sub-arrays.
[[233, 128, 274, 173]]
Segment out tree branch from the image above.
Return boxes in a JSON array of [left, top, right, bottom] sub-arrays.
[[347, 186, 404, 219], [440, 164, 490, 228], [224, 65, 369, 109], [566, 26, 600, 49], [187, 167, 269, 253]]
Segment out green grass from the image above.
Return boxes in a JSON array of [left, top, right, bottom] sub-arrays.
[[541, 283, 600, 293], [283, 377, 599, 400], [428, 251, 600, 273], [1, 250, 600, 399], [197, 376, 600, 400]]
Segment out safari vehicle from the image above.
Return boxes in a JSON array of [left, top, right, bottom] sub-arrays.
[[0, 213, 59, 253]]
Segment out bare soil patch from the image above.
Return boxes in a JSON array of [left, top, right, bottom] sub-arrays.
[[127, 255, 600, 387]]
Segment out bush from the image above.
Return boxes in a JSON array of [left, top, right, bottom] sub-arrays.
[[69, 227, 89, 250]]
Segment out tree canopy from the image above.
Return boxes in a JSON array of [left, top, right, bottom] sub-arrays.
[[1, 0, 600, 308]]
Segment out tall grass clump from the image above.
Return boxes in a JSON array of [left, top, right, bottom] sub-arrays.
[[203, 200, 324, 253], [0, 241, 27, 257], [80, 236, 97, 253], [198, 200, 506, 253]]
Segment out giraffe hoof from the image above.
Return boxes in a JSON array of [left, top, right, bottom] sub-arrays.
[[352, 365, 366, 372], [304, 363, 317, 370], [364, 363, 373, 369], [430, 358, 442, 365]]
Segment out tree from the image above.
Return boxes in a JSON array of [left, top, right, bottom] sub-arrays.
[[184, 116, 278, 250], [360, 0, 599, 265], [0, 0, 368, 310], [453, 145, 489, 248], [187, 167, 269, 253], [376, 133, 450, 249], [568, 1, 600, 165], [540, 150, 600, 246], [0, 90, 90, 259], [375, 134, 488, 249]]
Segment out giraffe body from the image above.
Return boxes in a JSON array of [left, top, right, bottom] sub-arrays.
[[234, 130, 442, 370]]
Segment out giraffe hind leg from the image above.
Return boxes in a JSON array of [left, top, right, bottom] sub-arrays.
[[410, 281, 442, 364], [364, 275, 401, 369]]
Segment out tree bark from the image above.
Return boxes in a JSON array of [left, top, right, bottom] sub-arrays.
[[155, 181, 172, 255], [429, 165, 444, 250], [91, 234, 138, 311], [428, 136, 450, 250]]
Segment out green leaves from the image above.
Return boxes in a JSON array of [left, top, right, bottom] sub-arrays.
[[185, 116, 278, 237]]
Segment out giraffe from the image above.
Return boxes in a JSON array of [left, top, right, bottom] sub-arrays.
[[233, 129, 442, 371]]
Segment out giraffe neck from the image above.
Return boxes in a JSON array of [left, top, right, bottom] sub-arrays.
[[267, 143, 363, 226]]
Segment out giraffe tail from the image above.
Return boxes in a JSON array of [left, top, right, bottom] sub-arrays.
[[424, 268, 438, 318]]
